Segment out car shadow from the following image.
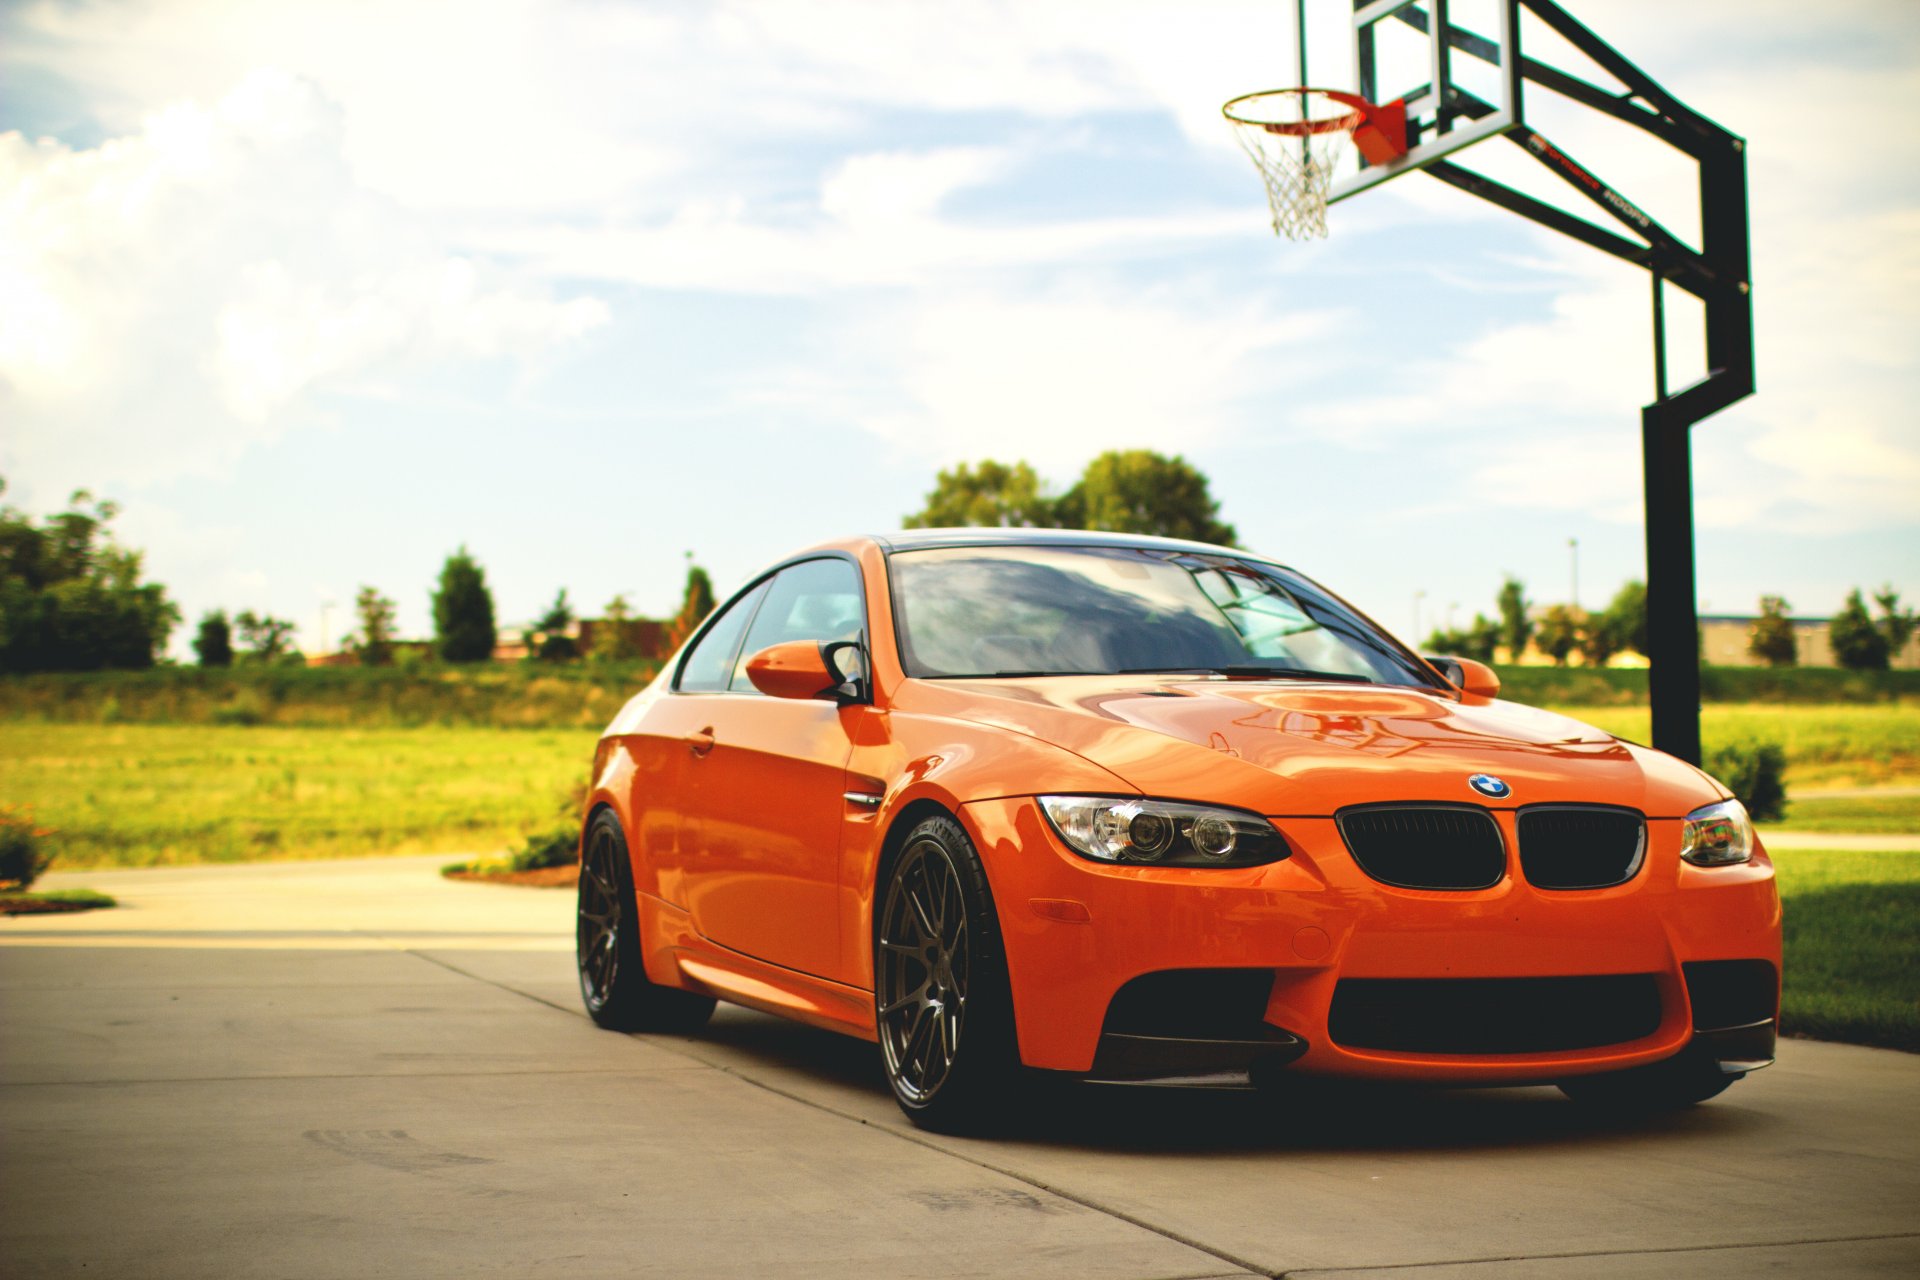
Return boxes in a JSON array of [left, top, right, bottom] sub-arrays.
[[686, 1006, 1773, 1156]]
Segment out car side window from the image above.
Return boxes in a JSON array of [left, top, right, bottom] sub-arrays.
[[676, 581, 769, 693], [727, 558, 864, 692]]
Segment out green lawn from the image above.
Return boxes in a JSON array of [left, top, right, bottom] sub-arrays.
[[1, 718, 1914, 1055], [1551, 702, 1920, 789], [1773, 848, 1920, 1052], [0, 723, 587, 868], [1780, 792, 1920, 834]]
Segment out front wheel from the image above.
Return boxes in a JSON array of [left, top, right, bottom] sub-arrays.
[[1558, 1049, 1737, 1111], [874, 814, 1018, 1132], [577, 809, 715, 1033]]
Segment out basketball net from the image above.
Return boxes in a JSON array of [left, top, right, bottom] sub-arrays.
[[1223, 89, 1406, 241]]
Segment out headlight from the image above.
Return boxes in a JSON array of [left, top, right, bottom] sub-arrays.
[[1680, 798, 1754, 867], [1039, 796, 1290, 868]]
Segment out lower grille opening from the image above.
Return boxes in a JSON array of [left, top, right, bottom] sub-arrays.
[[1102, 968, 1277, 1039], [1683, 960, 1778, 1030], [1328, 975, 1663, 1054], [1092, 969, 1302, 1084]]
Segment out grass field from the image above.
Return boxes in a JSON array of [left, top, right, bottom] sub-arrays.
[[1, 719, 1911, 1052], [0, 724, 587, 868], [1549, 702, 1920, 789], [1772, 848, 1920, 1052], [1783, 792, 1920, 834], [3, 705, 1916, 870]]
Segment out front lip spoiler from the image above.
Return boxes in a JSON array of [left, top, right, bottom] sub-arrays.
[[1085, 1029, 1309, 1088], [1695, 1017, 1777, 1075]]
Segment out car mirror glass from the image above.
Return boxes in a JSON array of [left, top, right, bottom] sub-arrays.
[[823, 640, 869, 704]]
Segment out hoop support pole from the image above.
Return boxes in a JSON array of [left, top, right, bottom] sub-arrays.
[[1399, 0, 1751, 766]]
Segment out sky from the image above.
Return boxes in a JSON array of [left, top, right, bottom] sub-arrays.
[[2, 0, 1916, 656]]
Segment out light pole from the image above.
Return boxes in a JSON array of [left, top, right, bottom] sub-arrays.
[[1568, 538, 1580, 610]]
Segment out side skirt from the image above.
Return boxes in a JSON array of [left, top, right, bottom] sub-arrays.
[[639, 891, 877, 1042]]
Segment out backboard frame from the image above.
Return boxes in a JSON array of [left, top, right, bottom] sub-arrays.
[[1330, 0, 1522, 203], [1257, 0, 1755, 768]]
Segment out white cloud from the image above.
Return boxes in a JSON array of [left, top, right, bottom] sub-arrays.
[[841, 287, 1329, 472], [0, 69, 606, 495]]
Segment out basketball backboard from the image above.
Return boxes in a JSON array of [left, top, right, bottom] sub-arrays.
[[1292, 0, 1524, 203]]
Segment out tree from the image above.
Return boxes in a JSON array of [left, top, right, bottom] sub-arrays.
[[1535, 604, 1583, 667], [1583, 582, 1646, 667], [0, 479, 180, 671], [1747, 596, 1797, 668], [234, 610, 297, 663], [193, 610, 234, 668], [1060, 450, 1238, 545], [1874, 586, 1915, 658], [346, 586, 398, 666], [591, 594, 640, 663], [664, 560, 717, 654], [1495, 576, 1533, 662], [1829, 588, 1890, 671], [432, 546, 497, 663], [1423, 614, 1500, 664], [532, 589, 578, 662], [904, 461, 1059, 529], [1603, 581, 1647, 657]]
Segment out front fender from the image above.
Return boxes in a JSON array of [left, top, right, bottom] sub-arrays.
[[838, 708, 1135, 989]]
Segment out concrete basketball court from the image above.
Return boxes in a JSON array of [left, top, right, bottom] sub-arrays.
[[3, 855, 1916, 1278]]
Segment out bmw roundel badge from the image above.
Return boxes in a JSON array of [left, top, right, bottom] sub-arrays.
[[1469, 774, 1512, 799]]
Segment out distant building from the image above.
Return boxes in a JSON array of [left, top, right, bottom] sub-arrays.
[[1699, 614, 1920, 670], [574, 616, 670, 660]]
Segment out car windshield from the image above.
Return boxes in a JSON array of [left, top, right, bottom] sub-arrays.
[[888, 544, 1439, 687]]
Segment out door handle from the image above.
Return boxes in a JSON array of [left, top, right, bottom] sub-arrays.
[[687, 727, 716, 758]]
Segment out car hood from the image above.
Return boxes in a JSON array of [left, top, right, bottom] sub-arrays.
[[894, 675, 1720, 818]]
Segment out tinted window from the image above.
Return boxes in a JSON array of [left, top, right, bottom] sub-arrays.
[[728, 559, 865, 691], [888, 545, 1435, 687], [677, 580, 769, 692]]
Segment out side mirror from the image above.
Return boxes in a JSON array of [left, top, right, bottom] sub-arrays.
[[745, 640, 867, 703], [1425, 654, 1500, 699]]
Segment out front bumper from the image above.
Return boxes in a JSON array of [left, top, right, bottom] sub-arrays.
[[961, 797, 1782, 1083]]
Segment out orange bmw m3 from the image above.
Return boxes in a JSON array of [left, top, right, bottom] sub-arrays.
[[575, 531, 1781, 1131]]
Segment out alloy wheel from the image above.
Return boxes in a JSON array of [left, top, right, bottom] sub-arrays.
[[576, 823, 623, 1008], [877, 838, 971, 1104]]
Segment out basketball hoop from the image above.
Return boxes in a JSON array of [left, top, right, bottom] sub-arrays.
[[1222, 88, 1407, 240]]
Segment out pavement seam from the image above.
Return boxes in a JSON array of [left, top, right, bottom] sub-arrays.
[[409, 948, 1277, 1279], [0, 1065, 701, 1088], [1271, 1230, 1920, 1276]]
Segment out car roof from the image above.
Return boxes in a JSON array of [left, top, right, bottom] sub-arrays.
[[864, 527, 1283, 562]]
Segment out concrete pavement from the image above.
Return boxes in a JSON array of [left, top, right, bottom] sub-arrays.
[[4, 856, 1917, 1278]]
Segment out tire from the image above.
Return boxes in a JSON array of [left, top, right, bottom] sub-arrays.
[[1558, 1048, 1737, 1111], [874, 813, 1020, 1132], [576, 809, 716, 1033]]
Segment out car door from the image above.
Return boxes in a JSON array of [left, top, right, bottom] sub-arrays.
[[676, 557, 864, 982], [630, 578, 770, 910]]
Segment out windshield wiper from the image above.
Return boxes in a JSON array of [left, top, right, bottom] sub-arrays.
[[1120, 665, 1379, 683]]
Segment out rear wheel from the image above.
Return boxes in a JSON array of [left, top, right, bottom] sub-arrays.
[[1558, 1049, 1736, 1111], [875, 814, 1018, 1132], [577, 809, 715, 1032]]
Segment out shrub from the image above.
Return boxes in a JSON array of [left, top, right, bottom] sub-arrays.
[[210, 689, 268, 726], [0, 807, 55, 888], [508, 826, 579, 873], [506, 781, 587, 871], [1705, 740, 1788, 824]]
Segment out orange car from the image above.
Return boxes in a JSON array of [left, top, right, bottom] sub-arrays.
[[576, 531, 1780, 1131]]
